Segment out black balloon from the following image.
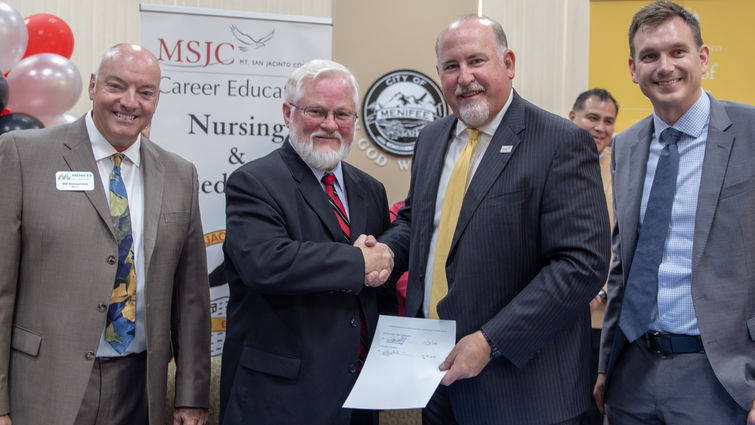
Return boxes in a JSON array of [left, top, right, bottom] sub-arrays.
[[0, 73, 7, 112], [0, 112, 44, 135]]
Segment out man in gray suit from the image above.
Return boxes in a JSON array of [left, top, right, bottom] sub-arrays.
[[594, 1, 755, 424], [381, 15, 610, 424], [0, 44, 210, 425]]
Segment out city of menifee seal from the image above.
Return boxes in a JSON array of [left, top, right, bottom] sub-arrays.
[[363, 70, 447, 156]]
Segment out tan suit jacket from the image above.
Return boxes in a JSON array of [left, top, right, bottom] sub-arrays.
[[591, 146, 613, 329], [0, 118, 210, 425]]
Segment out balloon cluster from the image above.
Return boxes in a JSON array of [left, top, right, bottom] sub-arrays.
[[0, 1, 81, 135]]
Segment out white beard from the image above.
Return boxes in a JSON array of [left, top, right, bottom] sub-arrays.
[[455, 82, 490, 128], [289, 120, 353, 171], [458, 101, 490, 128]]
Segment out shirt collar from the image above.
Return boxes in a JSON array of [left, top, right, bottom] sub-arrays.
[[652, 88, 710, 140], [454, 88, 514, 138], [85, 110, 142, 167], [311, 161, 345, 191]]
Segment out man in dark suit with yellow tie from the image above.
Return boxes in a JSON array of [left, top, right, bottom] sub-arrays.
[[381, 15, 610, 424]]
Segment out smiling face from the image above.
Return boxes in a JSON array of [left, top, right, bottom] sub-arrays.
[[436, 17, 515, 128], [89, 44, 160, 151], [283, 74, 356, 171], [569, 95, 617, 154], [629, 16, 709, 124]]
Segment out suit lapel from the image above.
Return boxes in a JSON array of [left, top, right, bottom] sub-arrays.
[[415, 116, 457, 263], [692, 96, 733, 269], [141, 138, 165, 277], [343, 164, 366, 239], [60, 118, 114, 238], [619, 117, 653, 275], [282, 141, 344, 242], [450, 93, 524, 252]]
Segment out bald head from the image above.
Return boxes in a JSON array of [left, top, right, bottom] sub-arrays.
[[95, 43, 160, 80]]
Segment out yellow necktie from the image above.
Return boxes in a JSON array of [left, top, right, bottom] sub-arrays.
[[429, 128, 479, 319]]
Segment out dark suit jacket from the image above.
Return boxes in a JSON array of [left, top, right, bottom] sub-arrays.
[[0, 118, 211, 425], [220, 141, 391, 425], [382, 91, 610, 424], [599, 94, 755, 410]]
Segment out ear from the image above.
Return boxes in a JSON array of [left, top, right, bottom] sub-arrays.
[[628, 56, 638, 84], [568, 110, 576, 122], [503, 49, 516, 80], [88, 74, 96, 101], [698, 44, 710, 74], [282, 102, 292, 128]]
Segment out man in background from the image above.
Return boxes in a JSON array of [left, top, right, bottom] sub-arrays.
[[569, 87, 618, 425], [0, 43, 210, 425], [220, 59, 394, 425], [595, 1, 755, 423], [381, 15, 610, 424]]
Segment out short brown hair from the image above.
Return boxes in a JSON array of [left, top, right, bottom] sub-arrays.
[[628, 0, 703, 58]]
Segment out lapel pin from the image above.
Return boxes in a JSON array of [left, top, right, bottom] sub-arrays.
[[500, 145, 513, 154]]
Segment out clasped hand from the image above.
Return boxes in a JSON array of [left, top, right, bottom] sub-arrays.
[[354, 234, 393, 287]]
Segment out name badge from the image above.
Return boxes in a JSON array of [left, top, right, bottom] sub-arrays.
[[56, 171, 95, 191]]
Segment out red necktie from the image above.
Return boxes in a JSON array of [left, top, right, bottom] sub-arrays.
[[322, 173, 350, 242], [322, 173, 367, 367]]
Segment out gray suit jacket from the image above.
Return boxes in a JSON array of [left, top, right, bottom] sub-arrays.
[[382, 91, 611, 424], [599, 94, 755, 410], [0, 118, 211, 425]]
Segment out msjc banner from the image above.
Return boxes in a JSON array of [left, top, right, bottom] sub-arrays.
[[140, 4, 332, 356]]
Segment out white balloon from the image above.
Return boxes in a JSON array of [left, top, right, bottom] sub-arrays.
[[40, 112, 79, 127], [0, 1, 28, 73], [6, 53, 83, 117]]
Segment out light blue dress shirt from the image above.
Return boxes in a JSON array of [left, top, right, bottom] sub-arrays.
[[641, 90, 710, 335]]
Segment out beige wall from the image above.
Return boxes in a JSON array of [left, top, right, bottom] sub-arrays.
[[10, 0, 590, 201], [487, 0, 590, 115], [333, 0, 478, 205]]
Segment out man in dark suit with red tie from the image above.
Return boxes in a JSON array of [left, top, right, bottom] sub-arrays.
[[381, 15, 610, 424], [219, 59, 395, 425]]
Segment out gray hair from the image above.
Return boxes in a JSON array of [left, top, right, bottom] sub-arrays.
[[284, 59, 359, 107], [435, 15, 509, 64]]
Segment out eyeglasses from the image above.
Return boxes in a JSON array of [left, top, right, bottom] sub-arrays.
[[290, 104, 358, 125]]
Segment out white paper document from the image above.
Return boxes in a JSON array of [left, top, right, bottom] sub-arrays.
[[343, 314, 456, 410]]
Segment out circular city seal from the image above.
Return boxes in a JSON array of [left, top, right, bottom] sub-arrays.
[[362, 70, 447, 156]]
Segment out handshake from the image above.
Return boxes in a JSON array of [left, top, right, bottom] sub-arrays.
[[354, 234, 394, 287]]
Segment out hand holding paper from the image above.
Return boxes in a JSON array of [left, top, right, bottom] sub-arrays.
[[343, 315, 455, 410]]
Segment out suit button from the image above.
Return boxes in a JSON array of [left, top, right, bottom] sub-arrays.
[[348, 364, 358, 374], [106, 255, 117, 265], [350, 318, 359, 327], [85, 351, 95, 360], [97, 303, 107, 312]]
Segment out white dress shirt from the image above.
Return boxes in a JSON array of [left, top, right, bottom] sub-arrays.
[[86, 112, 147, 357]]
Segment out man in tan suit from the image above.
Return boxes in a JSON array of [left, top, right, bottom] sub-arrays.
[[569, 87, 618, 425], [0, 44, 210, 425]]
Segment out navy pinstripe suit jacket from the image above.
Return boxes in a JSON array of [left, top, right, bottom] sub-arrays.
[[383, 91, 611, 424]]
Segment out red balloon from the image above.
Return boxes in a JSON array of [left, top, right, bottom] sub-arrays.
[[23, 14, 74, 59]]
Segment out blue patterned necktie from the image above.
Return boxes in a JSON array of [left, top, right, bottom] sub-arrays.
[[106, 153, 137, 353], [619, 127, 683, 342]]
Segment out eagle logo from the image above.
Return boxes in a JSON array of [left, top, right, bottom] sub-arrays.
[[230, 25, 275, 51]]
